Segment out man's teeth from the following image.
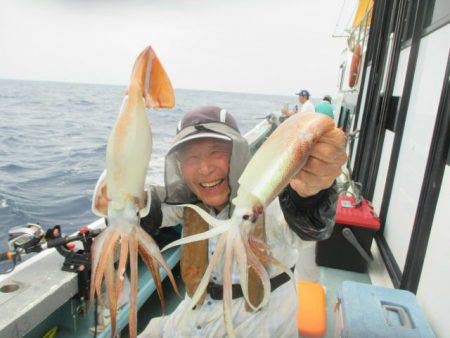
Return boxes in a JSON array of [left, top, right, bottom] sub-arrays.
[[200, 179, 223, 188]]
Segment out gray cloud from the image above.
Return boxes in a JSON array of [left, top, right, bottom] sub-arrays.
[[0, 0, 352, 96]]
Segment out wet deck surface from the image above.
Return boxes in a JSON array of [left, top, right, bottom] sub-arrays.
[[295, 243, 371, 337]]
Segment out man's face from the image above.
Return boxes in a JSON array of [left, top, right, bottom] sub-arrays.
[[298, 95, 307, 104], [178, 138, 232, 211]]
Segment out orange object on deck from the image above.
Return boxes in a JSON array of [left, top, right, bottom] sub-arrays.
[[296, 280, 326, 337]]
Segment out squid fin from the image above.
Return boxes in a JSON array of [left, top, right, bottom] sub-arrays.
[[129, 46, 175, 108]]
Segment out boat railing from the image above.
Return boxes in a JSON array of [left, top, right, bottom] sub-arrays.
[[349, 6, 373, 55]]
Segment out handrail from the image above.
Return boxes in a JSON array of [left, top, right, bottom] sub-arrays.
[[350, 6, 373, 48]]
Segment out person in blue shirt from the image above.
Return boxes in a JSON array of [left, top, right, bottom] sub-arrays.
[[315, 95, 334, 120]]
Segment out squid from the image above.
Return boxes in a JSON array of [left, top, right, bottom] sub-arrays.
[[89, 46, 179, 338], [162, 112, 336, 337]]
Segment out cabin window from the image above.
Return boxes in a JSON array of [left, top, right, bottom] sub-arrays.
[[338, 62, 345, 90], [423, 0, 450, 28], [401, 0, 416, 42], [385, 96, 400, 132], [338, 107, 351, 133], [447, 146, 450, 166]]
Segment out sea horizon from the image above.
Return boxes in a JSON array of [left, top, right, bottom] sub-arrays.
[[0, 77, 295, 99]]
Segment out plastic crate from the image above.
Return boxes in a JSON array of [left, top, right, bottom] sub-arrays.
[[335, 281, 435, 337], [316, 195, 380, 272]]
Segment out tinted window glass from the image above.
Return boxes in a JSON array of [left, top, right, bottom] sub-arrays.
[[423, 0, 450, 28], [401, 0, 415, 41]]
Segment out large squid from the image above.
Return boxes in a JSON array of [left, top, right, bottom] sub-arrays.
[[162, 112, 336, 337], [89, 46, 179, 338]]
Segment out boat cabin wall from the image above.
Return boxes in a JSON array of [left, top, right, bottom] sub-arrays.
[[335, 5, 374, 162], [346, 0, 450, 335]]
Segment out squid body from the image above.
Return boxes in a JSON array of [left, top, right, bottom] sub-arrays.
[[90, 46, 178, 338]]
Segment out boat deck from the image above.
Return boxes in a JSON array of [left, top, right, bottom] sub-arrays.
[[135, 243, 385, 338], [26, 243, 384, 338], [19, 220, 390, 338], [134, 241, 382, 338]]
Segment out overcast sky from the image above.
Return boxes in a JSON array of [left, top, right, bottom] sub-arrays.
[[0, 0, 357, 96]]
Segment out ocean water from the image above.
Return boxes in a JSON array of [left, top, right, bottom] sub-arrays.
[[0, 79, 295, 250]]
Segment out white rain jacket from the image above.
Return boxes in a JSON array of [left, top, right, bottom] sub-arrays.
[[137, 106, 337, 337], [140, 197, 304, 338]]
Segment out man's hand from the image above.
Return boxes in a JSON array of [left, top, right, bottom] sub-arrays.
[[290, 127, 347, 197], [93, 184, 109, 215], [281, 107, 291, 117]]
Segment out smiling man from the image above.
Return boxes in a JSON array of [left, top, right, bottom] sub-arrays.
[[136, 106, 346, 337], [177, 138, 232, 211]]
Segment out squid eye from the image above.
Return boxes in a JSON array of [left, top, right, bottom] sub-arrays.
[[242, 215, 250, 220]]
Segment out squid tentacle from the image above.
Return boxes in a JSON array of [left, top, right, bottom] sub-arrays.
[[138, 242, 166, 314], [150, 257, 165, 312], [104, 249, 117, 336], [91, 230, 120, 310], [248, 237, 296, 291], [233, 235, 257, 312], [95, 232, 120, 306], [88, 227, 110, 311], [223, 228, 238, 338], [179, 234, 227, 328], [128, 231, 139, 338], [138, 228, 180, 297], [115, 234, 129, 310], [161, 222, 231, 252], [242, 239, 271, 311], [186, 234, 227, 310]]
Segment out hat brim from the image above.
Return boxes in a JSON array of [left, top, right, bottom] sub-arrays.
[[169, 132, 231, 154]]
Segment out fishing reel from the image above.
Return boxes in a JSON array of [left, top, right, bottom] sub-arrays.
[[339, 129, 362, 206], [0, 223, 46, 273], [9, 223, 45, 252]]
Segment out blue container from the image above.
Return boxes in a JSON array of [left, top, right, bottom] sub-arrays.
[[336, 281, 435, 338]]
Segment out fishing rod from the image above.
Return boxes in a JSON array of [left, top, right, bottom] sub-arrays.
[[0, 223, 102, 274], [0, 222, 104, 331]]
